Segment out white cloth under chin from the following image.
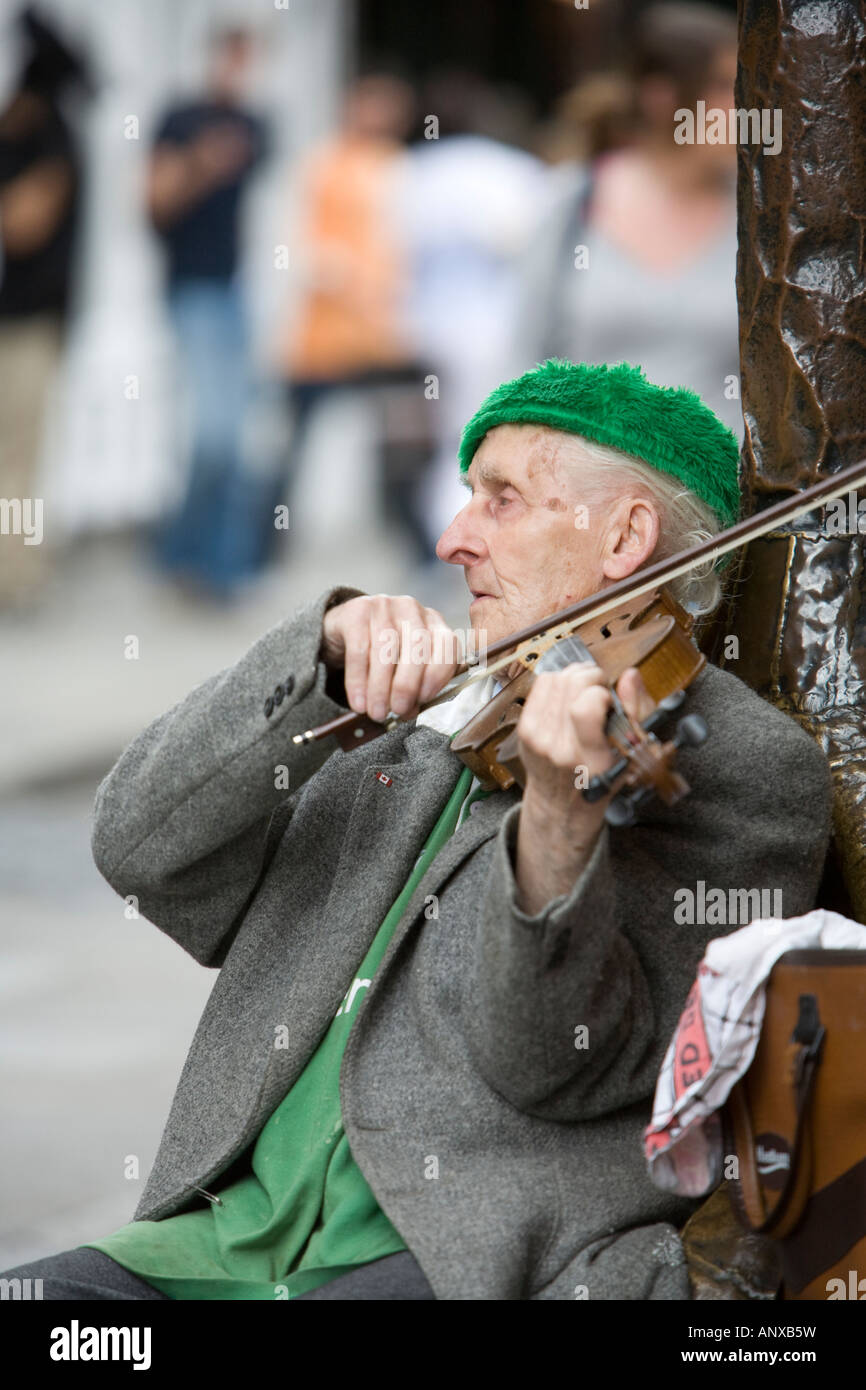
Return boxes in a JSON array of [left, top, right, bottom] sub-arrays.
[[415, 673, 501, 811], [644, 908, 866, 1197], [415, 672, 500, 737]]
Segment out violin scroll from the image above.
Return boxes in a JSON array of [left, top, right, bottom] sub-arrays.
[[596, 705, 709, 827]]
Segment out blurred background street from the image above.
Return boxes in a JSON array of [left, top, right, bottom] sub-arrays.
[[1, 0, 741, 1265]]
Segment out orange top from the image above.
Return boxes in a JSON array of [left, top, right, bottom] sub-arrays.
[[280, 136, 412, 381]]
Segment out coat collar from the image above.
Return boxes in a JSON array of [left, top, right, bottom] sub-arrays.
[[259, 716, 519, 1117], [320, 717, 519, 969], [334, 719, 520, 962]]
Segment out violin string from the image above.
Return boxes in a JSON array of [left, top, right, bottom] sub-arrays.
[[437, 459, 866, 704], [307, 458, 866, 736]]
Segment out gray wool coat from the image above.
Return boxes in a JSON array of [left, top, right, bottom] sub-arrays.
[[90, 585, 833, 1300]]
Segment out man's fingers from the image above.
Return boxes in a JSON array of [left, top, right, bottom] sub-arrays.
[[342, 621, 371, 714], [568, 683, 614, 759], [323, 594, 462, 723], [417, 609, 460, 706], [366, 597, 409, 721], [387, 598, 431, 719], [519, 665, 610, 768], [616, 666, 655, 726], [366, 597, 457, 722]]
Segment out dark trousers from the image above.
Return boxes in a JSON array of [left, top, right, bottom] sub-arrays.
[[256, 370, 436, 569], [0, 1246, 435, 1301]]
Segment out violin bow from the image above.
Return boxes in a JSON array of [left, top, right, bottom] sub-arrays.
[[294, 457, 866, 748]]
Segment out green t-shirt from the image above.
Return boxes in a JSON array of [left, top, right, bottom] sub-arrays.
[[82, 763, 489, 1300]]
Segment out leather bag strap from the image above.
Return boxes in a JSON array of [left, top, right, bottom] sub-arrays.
[[729, 993, 825, 1237]]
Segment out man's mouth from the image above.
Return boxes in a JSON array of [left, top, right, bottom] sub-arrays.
[[469, 577, 498, 601]]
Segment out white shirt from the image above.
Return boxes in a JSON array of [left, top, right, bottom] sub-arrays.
[[416, 673, 502, 825]]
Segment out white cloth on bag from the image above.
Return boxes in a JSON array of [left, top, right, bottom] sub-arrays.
[[644, 908, 866, 1197]]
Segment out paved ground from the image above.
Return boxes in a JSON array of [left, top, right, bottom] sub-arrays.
[[0, 426, 468, 1266], [0, 776, 215, 1267]]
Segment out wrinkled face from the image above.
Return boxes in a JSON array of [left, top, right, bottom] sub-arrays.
[[435, 424, 614, 647]]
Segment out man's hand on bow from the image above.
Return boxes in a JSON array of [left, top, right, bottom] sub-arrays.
[[321, 594, 460, 722]]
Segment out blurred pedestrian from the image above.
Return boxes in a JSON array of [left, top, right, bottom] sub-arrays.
[[397, 71, 548, 553], [270, 72, 432, 563], [147, 26, 269, 600], [0, 6, 88, 611], [513, 2, 743, 441]]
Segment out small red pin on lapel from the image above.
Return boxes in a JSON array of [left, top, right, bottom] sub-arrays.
[[375, 772, 393, 786]]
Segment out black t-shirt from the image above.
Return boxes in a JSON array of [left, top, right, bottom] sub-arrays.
[[151, 100, 268, 282], [0, 102, 79, 319]]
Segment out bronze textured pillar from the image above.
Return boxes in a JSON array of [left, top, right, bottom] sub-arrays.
[[714, 0, 866, 921]]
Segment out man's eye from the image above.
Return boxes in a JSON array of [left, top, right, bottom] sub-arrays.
[[494, 494, 514, 509]]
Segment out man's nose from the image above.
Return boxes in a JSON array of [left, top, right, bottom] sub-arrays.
[[436, 504, 482, 565]]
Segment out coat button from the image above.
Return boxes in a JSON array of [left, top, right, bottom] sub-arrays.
[[264, 695, 274, 717], [285, 674, 295, 696], [274, 684, 284, 705]]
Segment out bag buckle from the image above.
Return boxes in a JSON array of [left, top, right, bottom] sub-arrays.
[[790, 993, 825, 1091]]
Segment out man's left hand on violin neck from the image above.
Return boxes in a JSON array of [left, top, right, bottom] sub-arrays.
[[514, 662, 654, 916]]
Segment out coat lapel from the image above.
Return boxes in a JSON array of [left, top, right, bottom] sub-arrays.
[[259, 723, 520, 1108], [320, 724, 519, 937], [331, 725, 521, 989], [347, 723, 522, 938]]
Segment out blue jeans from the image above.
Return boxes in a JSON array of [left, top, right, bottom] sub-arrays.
[[153, 277, 263, 595]]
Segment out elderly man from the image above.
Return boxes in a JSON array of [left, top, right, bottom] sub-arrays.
[[4, 360, 832, 1300]]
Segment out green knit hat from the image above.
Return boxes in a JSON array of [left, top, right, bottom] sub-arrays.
[[458, 359, 740, 530]]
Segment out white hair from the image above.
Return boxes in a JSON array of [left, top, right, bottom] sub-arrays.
[[551, 430, 726, 617]]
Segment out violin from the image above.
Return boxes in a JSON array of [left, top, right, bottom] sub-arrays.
[[450, 585, 708, 827], [294, 460, 866, 825]]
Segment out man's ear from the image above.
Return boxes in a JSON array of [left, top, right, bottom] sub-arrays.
[[602, 497, 660, 582]]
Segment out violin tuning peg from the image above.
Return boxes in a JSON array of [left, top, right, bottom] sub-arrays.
[[640, 707, 668, 736], [584, 755, 630, 803], [641, 689, 687, 737], [605, 785, 655, 827], [604, 791, 638, 827], [672, 714, 708, 749]]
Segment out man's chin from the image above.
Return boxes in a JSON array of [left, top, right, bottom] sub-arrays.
[[470, 598, 554, 656], [469, 600, 509, 652]]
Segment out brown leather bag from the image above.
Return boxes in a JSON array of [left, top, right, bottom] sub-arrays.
[[725, 949, 866, 1300]]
